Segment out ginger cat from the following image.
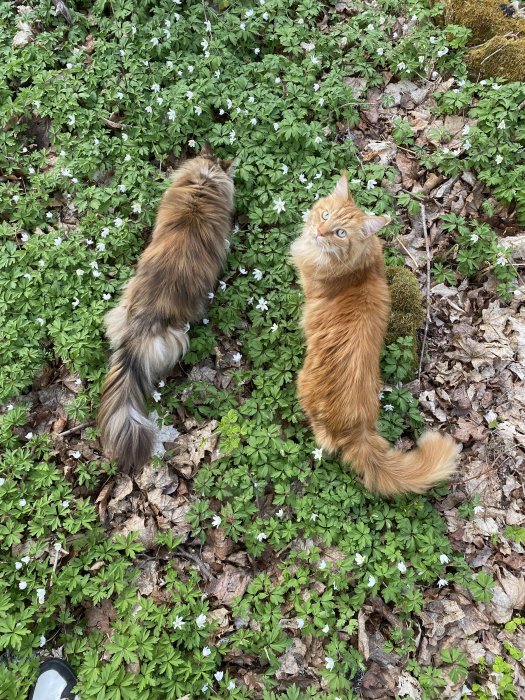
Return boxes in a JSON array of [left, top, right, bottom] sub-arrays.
[[291, 173, 460, 496], [98, 149, 235, 472]]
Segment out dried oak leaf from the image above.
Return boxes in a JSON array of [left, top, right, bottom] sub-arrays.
[[146, 491, 191, 534], [453, 418, 486, 444], [13, 22, 34, 48], [136, 560, 158, 596], [116, 513, 157, 550], [208, 607, 232, 637], [205, 564, 251, 606], [397, 670, 422, 699], [360, 661, 400, 699], [169, 420, 218, 473], [275, 639, 306, 679], [487, 569, 525, 624], [203, 527, 235, 564], [84, 599, 116, 635], [96, 481, 114, 522], [243, 672, 265, 692]]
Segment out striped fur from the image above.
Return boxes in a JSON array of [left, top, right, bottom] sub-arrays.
[[98, 152, 235, 472], [291, 172, 460, 496]]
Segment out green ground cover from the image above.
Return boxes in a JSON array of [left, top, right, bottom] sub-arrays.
[[1, 0, 523, 697]]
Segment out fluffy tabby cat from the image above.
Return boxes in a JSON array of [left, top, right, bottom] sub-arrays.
[[291, 172, 460, 496], [98, 149, 235, 472]]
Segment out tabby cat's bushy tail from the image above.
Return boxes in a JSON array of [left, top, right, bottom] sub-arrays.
[[98, 305, 189, 472]]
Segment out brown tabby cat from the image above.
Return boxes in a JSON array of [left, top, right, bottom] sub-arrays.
[[291, 172, 460, 496], [98, 148, 235, 472]]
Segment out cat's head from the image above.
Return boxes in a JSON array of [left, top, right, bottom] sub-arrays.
[[198, 142, 236, 178], [172, 145, 236, 205], [303, 172, 391, 258]]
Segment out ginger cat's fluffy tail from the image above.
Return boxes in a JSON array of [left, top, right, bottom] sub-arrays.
[[342, 430, 460, 497]]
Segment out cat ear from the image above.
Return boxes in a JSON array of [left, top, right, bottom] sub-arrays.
[[200, 142, 213, 157], [220, 158, 237, 176], [332, 171, 349, 199], [362, 215, 392, 238], [332, 171, 355, 203]]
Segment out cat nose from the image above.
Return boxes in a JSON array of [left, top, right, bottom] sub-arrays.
[[316, 230, 322, 237]]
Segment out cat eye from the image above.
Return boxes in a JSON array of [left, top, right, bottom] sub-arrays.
[[321, 211, 329, 220], [335, 229, 347, 238]]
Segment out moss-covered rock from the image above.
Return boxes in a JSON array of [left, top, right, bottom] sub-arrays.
[[386, 267, 425, 368], [444, 0, 525, 81], [467, 35, 525, 82]]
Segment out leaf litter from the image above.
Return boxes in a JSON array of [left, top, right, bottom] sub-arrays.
[[15, 11, 525, 699]]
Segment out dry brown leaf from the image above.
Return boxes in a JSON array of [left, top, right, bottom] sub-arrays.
[[13, 22, 34, 48], [170, 420, 218, 472], [136, 560, 158, 596], [275, 639, 306, 679], [487, 569, 525, 624], [397, 671, 422, 699], [395, 151, 418, 185], [363, 140, 397, 165], [453, 418, 486, 444], [360, 661, 400, 699], [208, 607, 232, 636], [344, 76, 367, 97], [243, 672, 265, 691], [96, 481, 114, 521], [205, 565, 251, 606], [116, 514, 157, 550], [111, 474, 134, 502], [204, 527, 235, 564], [147, 491, 191, 532], [136, 462, 178, 492], [84, 599, 116, 635]]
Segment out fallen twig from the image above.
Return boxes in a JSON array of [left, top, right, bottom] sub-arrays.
[[396, 235, 420, 271], [176, 548, 216, 581], [418, 203, 432, 379], [58, 421, 93, 438], [103, 118, 126, 130]]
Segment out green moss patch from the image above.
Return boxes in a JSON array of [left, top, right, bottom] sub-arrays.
[[386, 266, 425, 350], [445, 0, 525, 80]]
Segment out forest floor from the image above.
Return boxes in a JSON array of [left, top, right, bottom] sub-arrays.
[[2, 1, 525, 698]]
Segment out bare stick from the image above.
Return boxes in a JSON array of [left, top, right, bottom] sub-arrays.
[[176, 548, 215, 582], [102, 118, 126, 130], [395, 235, 420, 270], [418, 203, 432, 378], [58, 421, 93, 438]]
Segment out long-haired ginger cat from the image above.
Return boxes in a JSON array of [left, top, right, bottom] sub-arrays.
[[291, 173, 460, 496], [98, 148, 235, 472]]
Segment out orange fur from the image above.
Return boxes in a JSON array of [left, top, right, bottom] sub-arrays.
[[291, 173, 460, 496], [98, 151, 235, 472]]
